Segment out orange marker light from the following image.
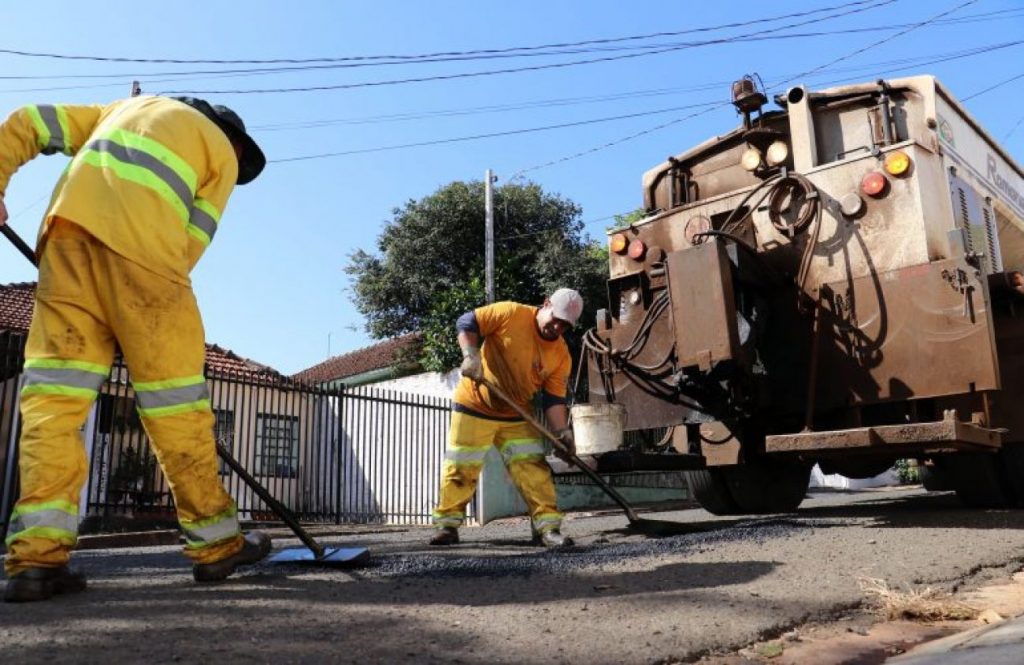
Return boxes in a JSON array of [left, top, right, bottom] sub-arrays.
[[627, 238, 647, 261], [861, 172, 888, 197], [883, 151, 911, 176], [610, 233, 629, 254]]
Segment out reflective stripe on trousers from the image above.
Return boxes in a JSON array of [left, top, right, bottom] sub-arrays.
[[180, 505, 241, 550], [21, 358, 109, 400], [4, 500, 79, 548], [133, 374, 210, 418]]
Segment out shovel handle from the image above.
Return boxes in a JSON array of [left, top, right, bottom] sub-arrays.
[[475, 377, 641, 523], [2, 224, 38, 267]]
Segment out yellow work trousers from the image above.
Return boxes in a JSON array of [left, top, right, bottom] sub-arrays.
[[4, 220, 242, 576], [432, 410, 563, 534]]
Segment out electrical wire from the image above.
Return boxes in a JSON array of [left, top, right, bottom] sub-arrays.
[[0, 0, 894, 67], [159, 0, 899, 95], [962, 71, 1024, 102], [5, 4, 1019, 87], [509, 0, 982, 179], [269, 100, 723, 163]]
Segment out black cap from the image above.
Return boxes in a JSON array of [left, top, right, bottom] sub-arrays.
[[171, 96, 266, 185]]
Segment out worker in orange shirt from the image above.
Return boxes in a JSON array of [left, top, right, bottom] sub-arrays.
[[0, 95, 269, 602], [430, 288, 583, 548]]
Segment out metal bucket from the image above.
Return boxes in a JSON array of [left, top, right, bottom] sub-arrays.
[[570, 403, 627, 455]]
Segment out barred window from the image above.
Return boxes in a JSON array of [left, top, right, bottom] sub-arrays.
[[255, 413, 299, 478]]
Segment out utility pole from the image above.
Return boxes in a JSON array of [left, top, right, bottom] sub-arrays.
[[130, 81, 142, 97], [485, 169, 497, 303]]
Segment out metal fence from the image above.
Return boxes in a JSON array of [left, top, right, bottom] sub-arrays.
[[1, 331, 458, 539]]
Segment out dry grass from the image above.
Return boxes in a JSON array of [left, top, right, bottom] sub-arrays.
[[859, 577, 979, 622]]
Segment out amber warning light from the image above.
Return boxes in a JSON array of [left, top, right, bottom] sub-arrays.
[[884, 150, 911, 176], [610, 233, 629, 254]]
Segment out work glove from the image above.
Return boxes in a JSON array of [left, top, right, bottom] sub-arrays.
[[554, 427, 576, 462], [460, 346, 483, 380]]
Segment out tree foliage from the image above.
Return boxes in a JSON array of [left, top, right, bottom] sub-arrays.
[[346, 180, 610, 371]]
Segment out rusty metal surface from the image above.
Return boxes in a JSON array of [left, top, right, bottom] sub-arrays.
[[814, 258, 1000, 408], [766, 410, 1003, 455], [666, 242, 740, 370], [698, 422, 742, 467], [587, 280, 691, 430]]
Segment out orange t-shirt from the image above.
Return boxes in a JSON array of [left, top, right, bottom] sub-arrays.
[[452, 301, 571, 419]]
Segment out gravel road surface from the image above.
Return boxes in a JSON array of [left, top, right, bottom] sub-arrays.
[[4, 486, 1024, 664]]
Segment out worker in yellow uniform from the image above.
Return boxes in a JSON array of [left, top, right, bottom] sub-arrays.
[[0, 95, 270, 602], [430, 288, 584, 549]]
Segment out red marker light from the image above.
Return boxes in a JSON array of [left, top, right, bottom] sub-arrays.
[[861, 172, 888, 197], [627, 239, 647, 261]]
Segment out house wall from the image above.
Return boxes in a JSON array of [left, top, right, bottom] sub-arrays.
[[370, 369, 461, 399]]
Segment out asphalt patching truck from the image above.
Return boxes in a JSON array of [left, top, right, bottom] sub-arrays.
[[580, 75, 1024, 513]]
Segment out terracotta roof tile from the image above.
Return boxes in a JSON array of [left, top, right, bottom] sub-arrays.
[[0, 282, 34, 332], [0, 281, 287, 382], [293, 332, 422, 384]]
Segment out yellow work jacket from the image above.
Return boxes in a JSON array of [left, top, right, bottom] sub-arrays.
[[453, 301, 571, 418], [0, 95, 238, 284]]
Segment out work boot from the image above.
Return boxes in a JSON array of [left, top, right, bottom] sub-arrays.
[[192, 531, 272, 583], [429, 527, 459, 546], [3, 566, 88, 603], [537, 529, 574, 549]]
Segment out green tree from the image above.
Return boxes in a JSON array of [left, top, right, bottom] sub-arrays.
[[346, 180, 610, 372]]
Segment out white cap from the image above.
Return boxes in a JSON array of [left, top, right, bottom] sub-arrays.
[[549, 288, 584, 326]]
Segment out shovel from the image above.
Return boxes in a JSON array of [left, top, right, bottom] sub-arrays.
[[476, 376, 691, 537], [2, 220, 368, 566]]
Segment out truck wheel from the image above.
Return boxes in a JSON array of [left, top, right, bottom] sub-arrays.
[[919, 463, 954, 491], [684, 469, 741, 515], [723, 459, 811, 514], [996, 443, 1024, 508], [949, 455, 1015, 508]]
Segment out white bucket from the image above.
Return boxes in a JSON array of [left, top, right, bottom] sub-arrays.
[[570, 403, 627, 455]]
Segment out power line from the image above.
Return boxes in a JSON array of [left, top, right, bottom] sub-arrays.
[[3, 4, 1017, 84], [1003, 112, 1024, 143], [962, 71, 1024, 102], [268, 31, 1020, 166], [250, 39, 1023, 132], [509, 0, 981, 178], [158, 1, 900, 95], [270, 100, 723, 163], [768, 0, 979, 92], [0, 0, 892, 67]]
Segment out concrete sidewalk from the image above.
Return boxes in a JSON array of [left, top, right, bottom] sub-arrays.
[[890, 613, 1024, 664]]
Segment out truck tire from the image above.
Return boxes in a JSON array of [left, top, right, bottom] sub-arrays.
[[948, 455, 1015, 508], [997, 443, 1024, 508], [684, 469, 741, 515], [723, 459, 811, 514], [919, 463, 954, 491]]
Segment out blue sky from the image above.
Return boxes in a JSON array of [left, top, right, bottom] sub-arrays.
[[1, 0, 1022, 374]]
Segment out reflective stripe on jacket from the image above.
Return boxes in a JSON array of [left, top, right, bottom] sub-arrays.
[[0, 96, 238, 284]]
